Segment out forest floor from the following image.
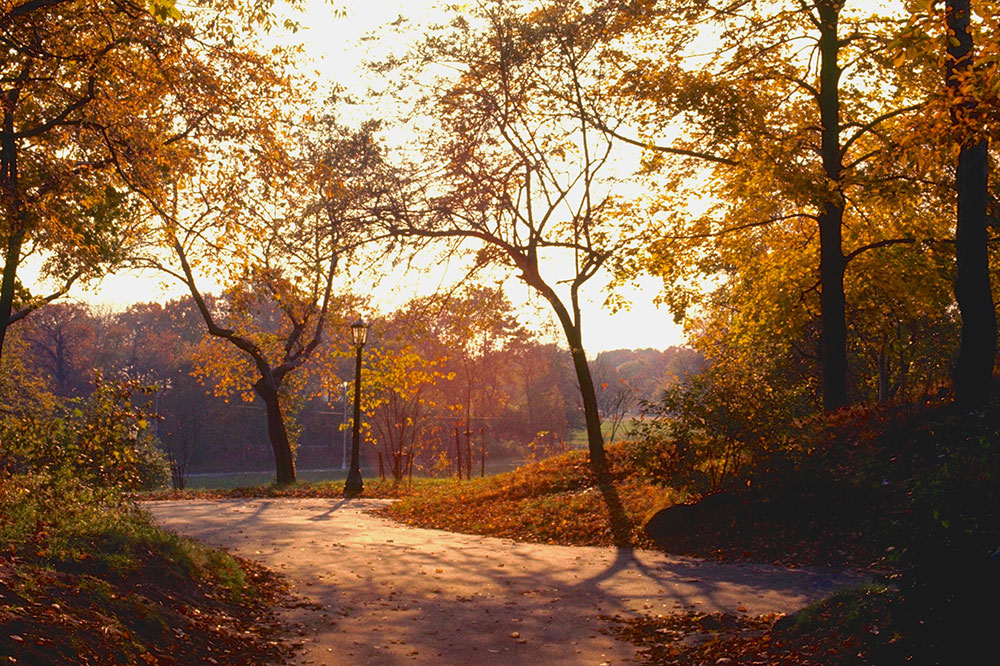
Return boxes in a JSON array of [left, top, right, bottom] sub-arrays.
[[145, 497, 865, 666]]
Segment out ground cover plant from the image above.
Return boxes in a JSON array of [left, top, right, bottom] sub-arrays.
[[0, 474, 291, 665], [0, 367, 295, 664]]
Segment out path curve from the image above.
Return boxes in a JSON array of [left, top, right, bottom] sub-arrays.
[[146, 498, 864, 665]]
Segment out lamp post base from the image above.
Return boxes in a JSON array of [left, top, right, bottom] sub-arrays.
[[344, 471, 363, 497]]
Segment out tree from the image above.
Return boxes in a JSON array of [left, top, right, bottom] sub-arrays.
[[591, 356, 635, 445], [412, 285, 524, 446], [382, 0, 646, 472], [103, 297, 213, 489], [502, 340, 574, 452], [946, 0, 997, 404], [593, 0, 933, 411], [21, 302, 96, 396], [887, 0, 1000, 403], [594, 347, 705, 403], [149, 117, 389, 484], [0, 0, 277, 358], [360, 340, 449, 483]]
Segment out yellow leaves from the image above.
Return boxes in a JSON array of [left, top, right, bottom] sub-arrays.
[[147, 0, 182, 23]]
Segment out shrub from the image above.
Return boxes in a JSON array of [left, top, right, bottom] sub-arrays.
[[1, 372, 168, 491]]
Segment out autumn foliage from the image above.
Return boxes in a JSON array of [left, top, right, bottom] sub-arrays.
[[384, 441, 687, 548]]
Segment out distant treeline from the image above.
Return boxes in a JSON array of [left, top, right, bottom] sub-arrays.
[[10, 295, 700, 486]]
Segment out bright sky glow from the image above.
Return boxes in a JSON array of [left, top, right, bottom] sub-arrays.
[[41, 0, 686, 355]]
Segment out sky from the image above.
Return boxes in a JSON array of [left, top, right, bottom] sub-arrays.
[[50, 0, 688, 355]]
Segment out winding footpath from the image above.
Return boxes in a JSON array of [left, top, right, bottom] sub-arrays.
[[145, 498, 865, 665]]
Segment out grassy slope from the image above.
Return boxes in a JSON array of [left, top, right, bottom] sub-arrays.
[[1, 476, 291, 665], [382, 443, 686, 548]]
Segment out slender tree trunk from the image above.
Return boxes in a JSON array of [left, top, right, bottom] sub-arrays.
[[948, 0, 996, 405], [819, 204, 848, 410], [817, 0, 849, 411], [0, 109, 25, 359], [518, 261, 608, 472], [560, 318, 607, 474], [254, 376, 296, 485], [0, 228, 22, 356], [877, 347, 891, 404]]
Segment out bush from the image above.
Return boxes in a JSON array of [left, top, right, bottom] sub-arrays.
[[607, 428, 694, 486], [1, 372, 168, 491]]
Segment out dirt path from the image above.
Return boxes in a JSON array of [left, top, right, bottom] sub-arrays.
[[145, 498, 865, 665]]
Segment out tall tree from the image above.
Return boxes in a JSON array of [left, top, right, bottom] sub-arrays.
[[890, 0, 1000, 403], [382, 0, 645, 472], [947, 0, 996, 404], [20, 302, 97, 396], [593, 0, 928, 410], [415, 285, 524, 440], [147, 119, 388, 484], [0, 0, 281, 358]]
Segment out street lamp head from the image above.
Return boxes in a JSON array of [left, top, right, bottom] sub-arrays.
[[350, 318, 368, 347]]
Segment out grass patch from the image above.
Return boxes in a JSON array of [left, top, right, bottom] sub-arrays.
[[141, 475, 454, 501], [1, 474, 290, 665]]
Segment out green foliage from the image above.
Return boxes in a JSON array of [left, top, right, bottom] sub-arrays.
[[611, 424, 694, 487], [633, 362, 808, 493], [2, 372, 168, 491], [882, 400, 1000, 563], [1, 474, 209, 582]]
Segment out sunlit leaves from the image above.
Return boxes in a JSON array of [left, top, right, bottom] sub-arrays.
[[595, 0, 968, 409], [147, 0, 182, 21], [0, 0, 307, 357]]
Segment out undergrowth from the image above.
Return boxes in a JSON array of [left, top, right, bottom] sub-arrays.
[[0, 474, 290, 665]]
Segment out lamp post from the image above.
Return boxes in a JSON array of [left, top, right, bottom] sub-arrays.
[[344, 319, 368, 497], [341, 381, 350, 470]]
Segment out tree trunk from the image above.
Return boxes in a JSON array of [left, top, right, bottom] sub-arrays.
[[522, 266, 608, 472], [819, 203, 849, 410], [0, 108, 25, 359], [953, 140, 995, 403], [0, 229, 22, 357], [877, 346, 891, 404], [948, 0, 996, 405], [254, 377, 296, 485], [563, 322, 608, 474], [817, 0, 849, 411]]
